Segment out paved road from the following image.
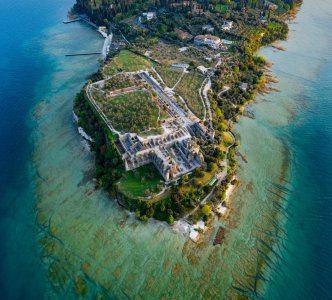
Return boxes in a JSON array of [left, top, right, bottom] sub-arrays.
[[202, 78, 213, 129], [218, 86, 230, 97]]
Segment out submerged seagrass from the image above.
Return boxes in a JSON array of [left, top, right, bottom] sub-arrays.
[[2, 0, 332, 299], [34, 0, 308, 298]]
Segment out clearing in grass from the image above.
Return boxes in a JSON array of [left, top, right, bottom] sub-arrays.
[[104, 50, 154, 76], [154, 66, 184, 88], [174, 71, 205, 119]]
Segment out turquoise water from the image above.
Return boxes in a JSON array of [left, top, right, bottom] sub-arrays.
[[260, 0, 332, 297], [1, 0, 332, 298], [235, 0, 332, 297]]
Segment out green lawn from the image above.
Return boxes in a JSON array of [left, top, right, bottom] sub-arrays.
[[154, 66, 183, 88], [117, 164, 165, 198], [104, 50, 154, 76], [174, 71, 205, 119]]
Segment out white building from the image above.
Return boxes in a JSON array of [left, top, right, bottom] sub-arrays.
[[197, 65, 209, 74], [141, 12, 156, 21], [98, 26, 107, 32], [222, 20, 233, 31], [194, 35, 221, 50], [202, 25, 214, 33], [265, 1, 278, 10], [239, 82, 248, 92], [171, 63, 189, 69]]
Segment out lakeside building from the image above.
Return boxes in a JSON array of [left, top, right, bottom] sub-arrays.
[[98, 26, 107, 33], [194, 35, 221, 49], [222, 20, 233, 31]]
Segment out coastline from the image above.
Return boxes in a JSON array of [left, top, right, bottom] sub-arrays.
[[71, 4, 302, 244], [7, 0, 332, 298], [222, 7, 305, 293], [31, 3, 306, 299]]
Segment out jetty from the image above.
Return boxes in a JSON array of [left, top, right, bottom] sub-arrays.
[[64, 14, 98, 28], [65, 52, 101, 57], [235, 149, 248, 163], [243, 110, 255, 119], [213, 227, 225, 245], [63, 14, 113, 59], [63, 18, 81, 24]]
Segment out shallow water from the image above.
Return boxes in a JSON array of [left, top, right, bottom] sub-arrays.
[[258, 0, 332, 298], [1, 0, 332, 298], [31, 14, 288, 298]]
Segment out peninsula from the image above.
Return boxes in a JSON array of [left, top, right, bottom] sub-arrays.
[[72, 0, 301, 240]]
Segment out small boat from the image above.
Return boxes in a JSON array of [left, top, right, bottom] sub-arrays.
[[213, 226, 225, 245]]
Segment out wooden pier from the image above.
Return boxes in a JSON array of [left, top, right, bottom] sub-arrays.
[[65, 52, 101, 57]]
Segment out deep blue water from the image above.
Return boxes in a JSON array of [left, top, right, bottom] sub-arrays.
[[0, 0, 73, 298]]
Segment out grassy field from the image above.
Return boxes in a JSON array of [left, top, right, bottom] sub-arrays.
[[174, 71, 205, 119], [92, 89, 163, 135], [155, 66, 183, 88], [116, 164, 164, 198], [104, 50, 154, 76]]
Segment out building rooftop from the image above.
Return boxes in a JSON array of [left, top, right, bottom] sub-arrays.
[[195, 34, 220, 41], [202, 25, 214, 32]]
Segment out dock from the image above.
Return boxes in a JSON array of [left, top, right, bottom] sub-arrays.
[[63, 14, 112, 60], [235, 149, 248, 163], [213, 227, 225, 245], [63, 18, 81, 24], [65, 52, 101, 57]]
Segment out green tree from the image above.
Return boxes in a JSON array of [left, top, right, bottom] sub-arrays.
[[201, 205, 212, 216], [167, 214, 174, 224]]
